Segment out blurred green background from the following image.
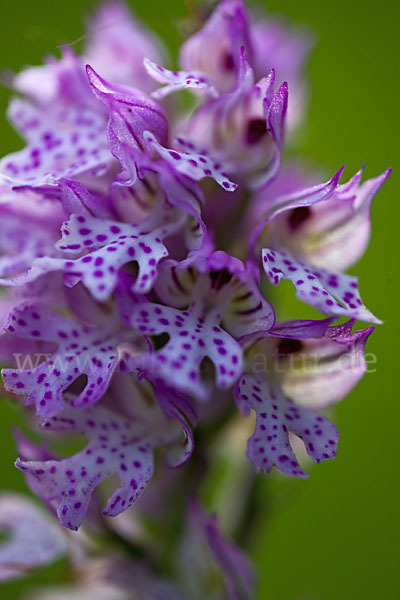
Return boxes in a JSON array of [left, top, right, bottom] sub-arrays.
[[0, 0, 398, 598]]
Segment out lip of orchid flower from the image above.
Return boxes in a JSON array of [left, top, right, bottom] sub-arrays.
[[1, 301, 138, 418], [235, 372, 339, 478], [12, 374, 197, 532], [115, 250, 275, 401], [262, 247, 381, 324], [0, 172, 204, 300], [117, 275, 244, 401], [15, 392, 186, 531], [0, 96, 112, 188], [235, 316, 374, 477]]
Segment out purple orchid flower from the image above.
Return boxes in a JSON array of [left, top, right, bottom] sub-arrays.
[[251, 164, 391, 271], [185, 49, 288, 189], [237, 318, 373, 477]]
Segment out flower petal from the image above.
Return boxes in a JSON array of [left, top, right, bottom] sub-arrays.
[[0, 99, 111, 187], [251, 18, 313, 130], [280, 322, 375, 409], [15, 399, 160, 530], [186, 60, 287, 190], [270, 317, 335, 339], [0, 193, 62, 280], [155, 381, 197, 468], [219, 260, 275, 339], [11, 198, 185, 300], [294, 168, 391, 271], [60, 179, 112, 220], [2, 303, 124, 417], [144, 131, 237, 191], [119, 280, 243, 399], [249, 166, 344, 252], [253, 167, 390, 272], [13, 47, 97, 110], [55, 210, 180, 297], [262, 248, 380, 323], [235, 374, 338, 477], [86, 65, 168, 178]]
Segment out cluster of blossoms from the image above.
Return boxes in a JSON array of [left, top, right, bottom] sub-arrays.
[[0, 1, 389, 598]]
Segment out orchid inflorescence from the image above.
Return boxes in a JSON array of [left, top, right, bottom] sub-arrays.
[[0, 1, 389, 598]]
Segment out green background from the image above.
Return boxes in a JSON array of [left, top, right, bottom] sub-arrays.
[[0, 1, 398, 598]]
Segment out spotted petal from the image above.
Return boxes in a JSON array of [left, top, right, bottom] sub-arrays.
[[262, 248, 380, 323], [0, 98, 111, 187], [235, 374, 338, 477], [15, 399, 170, 530], [144, 131, 237, 192], [144, 57, 218, 99], [0, 494, 67, 580], [119, 280, 243, 399], [2, 304, 125, 417], [16, 203, 184, 300], [57, 209, 182, 297]]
